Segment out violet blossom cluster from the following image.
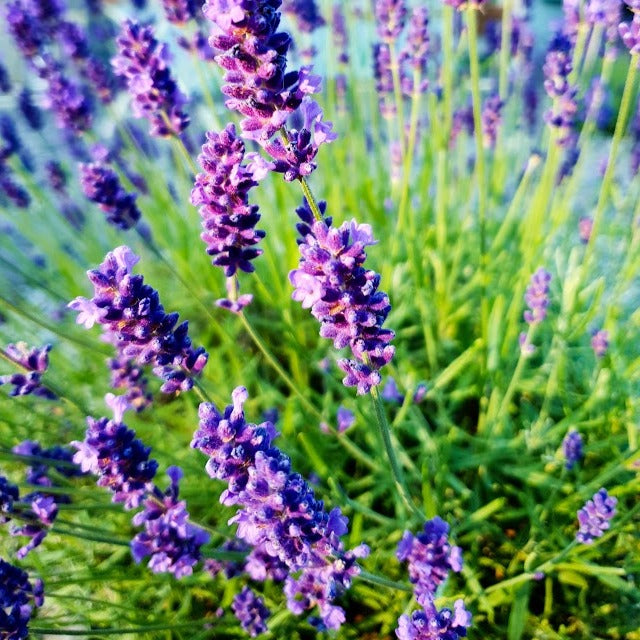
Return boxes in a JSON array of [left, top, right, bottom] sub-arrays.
[[375, 0, 407, 42], [576, 488, 617, 543], [395, 517, 470, 640], [72, 413, 158, 509], [108, 356, 152, 412], [591, 328, 609, 357], [112, 20, 189, 137], [0, 343, 55, 400], [79, 162, 141, 230], [543, 33, 578, 146], [204, 0, 335, 178], [131, 467, 210, 578], [13, 440, 84, 489], [282, 0, 325, 33], [586, 0, 622, 43], [481, 95, 503, 149], [396, 599, 472, 640], [289, 199, 395, 394], [162, 0, 198, 25], [519, 268, 551, 355], [0, 474, 59, 559], [397, 517, 463, 604], [191, 124, 267, 310], [619, 10, 640, 57], [192, 387, 369, 629], [232, 586, 271, 637], [68, 246, 208, 394], [0, 559, 44, 640], [562, 429, 584, 469]]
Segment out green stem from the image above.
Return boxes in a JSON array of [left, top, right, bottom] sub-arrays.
[[238, 312, 321, 420], [29, 621, 211, 636], [388, 40, 407, 160], [299, 176, 323, 221], [370, 385, 422, 520], [441, 6, 454, 138], [584, 57, 638, 270], [498, 0, 514, 101], [357, 569, 413, 593]]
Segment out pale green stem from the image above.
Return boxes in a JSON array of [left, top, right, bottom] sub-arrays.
[[583, 57, 638, 271], [441, 6, 455, 137], [388, 40, 407, 160], [357, 570, 413, 593], [371, 384, 422, 520], [498, 0, 514, 101], [238, 312, 322, 420]]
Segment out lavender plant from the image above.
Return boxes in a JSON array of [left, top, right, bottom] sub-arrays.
[[0, 0, 639, 638]]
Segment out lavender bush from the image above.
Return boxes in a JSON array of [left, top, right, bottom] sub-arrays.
[[0, 0, 639, 638]]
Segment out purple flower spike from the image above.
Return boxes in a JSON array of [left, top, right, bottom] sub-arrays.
[[193, 387, 369, 628], [68, 246, 208, 393], [562, 429, 584, 470], [591, 328, 609, 357], [290, 201, 395, 394], [0, 342, 55, 399], [620, 12, 640, 57], [162, 0, 198, 25], [205, 0, 321, 144], [403, 6, 430, 89], [232, 586, 271, 637], [113, 20, 189, 137], [332, 5, 349, 65], [282, 0, 326, 33], [0, 559, 44, 640], [336, 406, 355, 432], [131, 467, 210, 578], [397, 517, 463, 605], [191, 124, 267, 278], [375, 0, 407, 42], [576, 488, 617, 544], [482, 95, 503, 150], [524, 268, 552, 325], [382, 377, 404, 403], [72, 414, 158, 509], [80, 162, 141, 230], [396, 599, 472, 640]]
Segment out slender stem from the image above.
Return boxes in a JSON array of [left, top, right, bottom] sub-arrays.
[[238, 312, 321, 420], [388, 40, 406, 160], [172, 134, 198, 175], [29, 621, 211, 636], [299, 176, 323, 221], [583, 57, 638, 270], [441, 6, 454, 138], [370, 385, 422, 520], [357, 569, 413, 593], [498, 0, 514, 101], [495, 325, 533, 423]]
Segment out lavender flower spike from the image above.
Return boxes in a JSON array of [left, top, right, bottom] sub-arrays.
[[290, 200, 395, 394], [0, 559, 44, 640], [396, 599, 472, 640], [396, 517, 463, 605], [0, 342, 55, 399], [72, 412, 158, 509], [112, 20, 189, 137], [524, 268, 552, 324], [232, 586, 271, 637], [131, 467, 210, 578], [80, 162, 141, 230], [191, 124, 267, 282], [68, 246, 208, 393], [576, 488, 617, 544], [193, 387, 369, 629], [375, 0, 407, 42], [562, 429, 584, 470]]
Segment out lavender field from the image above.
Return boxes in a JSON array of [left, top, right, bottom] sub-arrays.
[[1, 0, 639, 638]]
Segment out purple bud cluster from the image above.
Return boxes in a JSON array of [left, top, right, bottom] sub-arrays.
[[619, 12, 640, 57], [192, 387, 369, 629], [232, 586, 271, 637], [543, 33, 578, 146], [591, 328, 609, 357], [113, 20, 189, 137], [1, 475, 59, 559], [562, 429, 584, 469], [0, 165, 30, 208], [373, 43, 396, 118], [396, 517, 463, 605], [131, 467, 210, 578], [0, 343, 55, 400], [5, 2, 46, 59], [587, 0, 622, 42], [72, 414, 158, 509], [13, 440, 85, 488], [375, 0, 407, 42], [108, 356, 152, 412], [0, 559, 44, 640], [69, 246, 208, 394], [482, 95, 503, 149], [191, 124, 267, 303], [524, 268, 552, 325], [396, 599, 472, 640], [162, 0, 198, 25], [79, 162, 141, 230], [18, 89, 43, 130], [405, 7, 430, 75], [282, 0, 326, 33], [395, 516, 470, 639], [332, 5, 349, 65], [289, 200, 395, 394], [576, 488, 617, 543]]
